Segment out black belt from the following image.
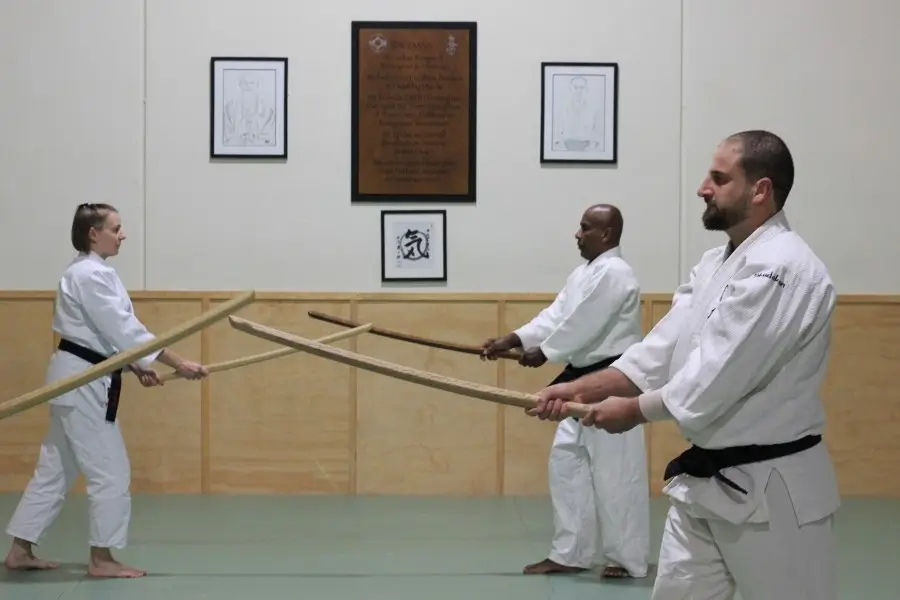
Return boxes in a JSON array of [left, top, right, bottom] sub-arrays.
[[548, 355, 621, 420], [548, 354, 622, 387], [663, 434, 822, 494], [57, 338, 122, 423]]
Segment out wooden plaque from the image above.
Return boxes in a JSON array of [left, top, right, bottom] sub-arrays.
[[351, 21, 477, 203]]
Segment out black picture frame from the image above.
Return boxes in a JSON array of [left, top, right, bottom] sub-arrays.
[[209, 56, 288, 159], [351, 21, 477, 203], [380, 210, 448, 282], [540, 61, 618, 164]]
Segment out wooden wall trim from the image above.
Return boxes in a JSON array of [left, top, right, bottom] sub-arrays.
[[348, 299, 359, 495], [495, 299, 507, 496], [199, 296, 212, 493], [4, 290, 900, 303], [1, 291, 897, 498]]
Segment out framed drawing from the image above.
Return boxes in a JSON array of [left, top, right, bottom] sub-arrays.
[[381, 210, 447, 282], [540, 62, 618, 164], [351, 21, 477, 203], [210, 56, 288, 159]]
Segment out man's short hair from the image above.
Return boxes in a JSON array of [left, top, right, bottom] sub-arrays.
[[727, 130, 795, 209]]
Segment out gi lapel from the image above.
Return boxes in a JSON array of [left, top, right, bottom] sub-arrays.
[[670, 212, 792, 372]]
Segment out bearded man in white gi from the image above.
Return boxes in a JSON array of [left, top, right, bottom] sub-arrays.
[[528, 130, 840, 600], [482, 203, 650, 580]]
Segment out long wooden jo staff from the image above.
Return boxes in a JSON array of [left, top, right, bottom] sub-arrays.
[[158, 323, 373, 382], [307, 310, 523, 361], [229, 315, 590, 418], [0, 290, 257, 420]]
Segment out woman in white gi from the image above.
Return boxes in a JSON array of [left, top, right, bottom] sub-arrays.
[[482, 204, 650, 580], [527, 131, 840, 600], [4, 203, 208, 578]]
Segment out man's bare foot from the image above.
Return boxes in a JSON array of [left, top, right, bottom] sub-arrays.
[[523, 558, 587, 575], [4, 539, 59, 570], [602, 565, 634, 579], [87, 559, 147, 578]]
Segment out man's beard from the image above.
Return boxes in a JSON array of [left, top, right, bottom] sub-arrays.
[[701, 193, 750, 231]]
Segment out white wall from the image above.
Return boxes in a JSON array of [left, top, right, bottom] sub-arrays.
[[680, 0, 900, 292], [0, 0, 146, 289], [1, 0, 897, 294]]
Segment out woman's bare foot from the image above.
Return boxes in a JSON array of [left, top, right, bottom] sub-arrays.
[[87, 547, 147, 578], [4, 538, 59, 570]]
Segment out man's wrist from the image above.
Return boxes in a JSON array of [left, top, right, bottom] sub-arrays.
[[570, 368, 623, 404], [566, 376, 600, 403], [628, 397, 649, 424], [537, 343, 558, 363]]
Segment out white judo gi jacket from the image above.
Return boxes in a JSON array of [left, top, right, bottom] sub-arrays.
[[48, 252, 160, 408], [614, 211, 841, 526], [514, 247, 643, 367]]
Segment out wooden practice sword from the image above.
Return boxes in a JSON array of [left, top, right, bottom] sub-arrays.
[[307, 310, 522, 361], [230, 315, 590, 419]]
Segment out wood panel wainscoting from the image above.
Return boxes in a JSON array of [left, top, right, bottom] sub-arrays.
[[0, 291, 898, 498]]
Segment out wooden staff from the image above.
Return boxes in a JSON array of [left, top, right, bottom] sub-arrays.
[[307, 310, 523, 361], [158, 323, 373, 382], [0, 290, 256, 420], [230, 315, 590, 418]]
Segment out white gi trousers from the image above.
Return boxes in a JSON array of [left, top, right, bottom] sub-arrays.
[[6, 353, 131, 549], [652, 469, 837, 599], [547, 416, 650, 577]]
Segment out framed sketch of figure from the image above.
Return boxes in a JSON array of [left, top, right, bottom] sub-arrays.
[[210, 56, 288, 159], [380, 210, 447, 283], [540, 62, 618, 164]]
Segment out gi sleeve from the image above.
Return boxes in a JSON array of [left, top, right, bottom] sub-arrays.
[[642, 262, 832, 432], [611, 263, 699, 392], [537, 269, 639, 364], [79, 270, 162, 370], [513, 287, 569, 349]]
